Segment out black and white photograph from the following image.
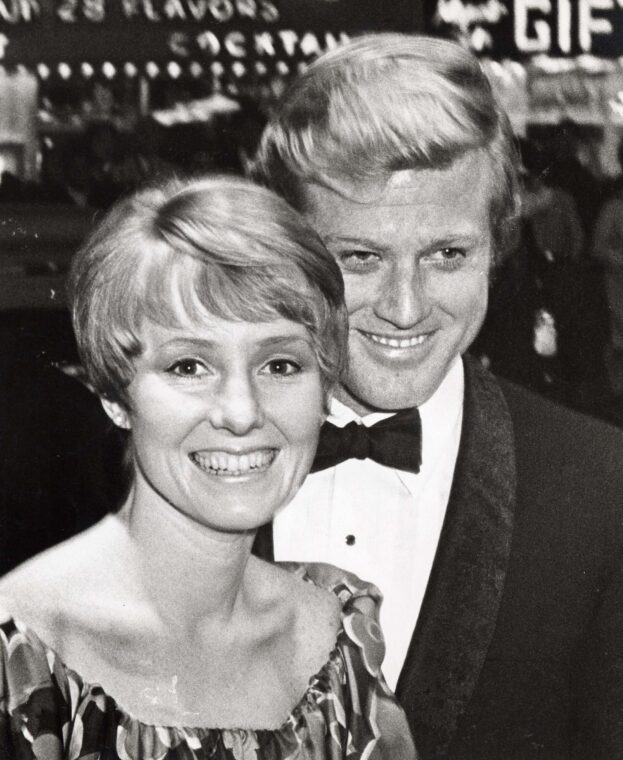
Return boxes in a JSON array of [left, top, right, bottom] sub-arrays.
[[1, 1, 623, 758]]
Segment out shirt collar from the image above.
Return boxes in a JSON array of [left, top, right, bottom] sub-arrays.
[[328, 357, 464, 468]]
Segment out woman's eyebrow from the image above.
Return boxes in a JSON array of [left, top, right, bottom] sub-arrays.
[[254, 335, 314, 350], [154, 335, 314, 350], [155, 337, 217, 350]]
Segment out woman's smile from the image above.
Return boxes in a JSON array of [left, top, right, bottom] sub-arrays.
[[189, 448, 278, 478]]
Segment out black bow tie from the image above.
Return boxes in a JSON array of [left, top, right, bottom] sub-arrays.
[[311, 407, 422, 474]]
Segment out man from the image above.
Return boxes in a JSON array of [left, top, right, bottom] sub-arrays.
[[253, 34, 623, 758]]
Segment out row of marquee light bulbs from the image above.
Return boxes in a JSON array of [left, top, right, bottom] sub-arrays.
[[34, 57, 307, 80]]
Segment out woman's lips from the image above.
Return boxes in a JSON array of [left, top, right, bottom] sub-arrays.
[[190, 449, 277, 477]]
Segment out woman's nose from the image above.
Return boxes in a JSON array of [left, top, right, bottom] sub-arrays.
[[209, 374, 265, 435], [374, 263, 433, 329]]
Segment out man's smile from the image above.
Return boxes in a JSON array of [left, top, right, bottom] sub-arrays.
[[358, 329, 432, 350]]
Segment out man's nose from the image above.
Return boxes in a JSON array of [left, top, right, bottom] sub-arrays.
[[209, 373, 265, 435], [374, 262, 433, 329]]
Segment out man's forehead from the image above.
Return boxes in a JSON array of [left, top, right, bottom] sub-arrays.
[[303, 151, 495, 209]]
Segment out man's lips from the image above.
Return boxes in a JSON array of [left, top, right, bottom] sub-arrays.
[[190, 449, 277, 477], [357, 329, 433, 349]]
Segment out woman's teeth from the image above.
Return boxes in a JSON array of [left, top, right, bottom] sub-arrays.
[[191, 450, 276, 476]]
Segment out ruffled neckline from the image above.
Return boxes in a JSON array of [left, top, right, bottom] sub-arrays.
[[1, 562, 386, 745], [60, 626, 346, 738]]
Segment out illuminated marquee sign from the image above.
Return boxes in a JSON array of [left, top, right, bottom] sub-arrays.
[[428, 0, 623, 57], [0, 0, 420, 68]]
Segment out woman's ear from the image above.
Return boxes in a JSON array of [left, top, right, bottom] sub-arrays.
[[101, 398, 131, 430]]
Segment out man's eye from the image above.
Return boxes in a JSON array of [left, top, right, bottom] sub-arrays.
[[426, 248, 466, 269], [167, 359, 207, 377], [262, 359, 302, 377], [339, 251, 379, 271]]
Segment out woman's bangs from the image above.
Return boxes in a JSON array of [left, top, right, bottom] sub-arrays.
[[137, 253, 310, 331]]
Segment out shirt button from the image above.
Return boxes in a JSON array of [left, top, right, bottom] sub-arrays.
[[345, 534, 356, 546]]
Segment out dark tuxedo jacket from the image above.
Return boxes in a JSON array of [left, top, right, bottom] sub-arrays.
[[394, 356, 623, 758]]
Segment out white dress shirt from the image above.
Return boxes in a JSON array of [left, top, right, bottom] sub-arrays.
[[273, 358, 464, 689]]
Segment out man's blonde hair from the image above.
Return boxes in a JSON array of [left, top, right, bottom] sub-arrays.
[[253, 33, 520, 261]]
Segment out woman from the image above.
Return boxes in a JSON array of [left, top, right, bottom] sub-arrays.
[[0, 177, 416, 759]]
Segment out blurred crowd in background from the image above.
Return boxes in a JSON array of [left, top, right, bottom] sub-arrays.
[[2, 104, 623, 427], [0, 99, 267, 206]]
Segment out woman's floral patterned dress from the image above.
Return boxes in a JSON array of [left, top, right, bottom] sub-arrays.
[[0, 563, 416, 759]]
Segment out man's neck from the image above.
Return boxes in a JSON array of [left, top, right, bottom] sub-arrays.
[[332, 385, 381, 417], [333, 357, 463, 420]]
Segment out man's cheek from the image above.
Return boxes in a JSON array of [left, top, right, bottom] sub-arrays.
[[344, 279, 377, 314]]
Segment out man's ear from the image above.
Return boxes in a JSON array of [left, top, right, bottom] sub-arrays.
[[101, 398, 131, 430]]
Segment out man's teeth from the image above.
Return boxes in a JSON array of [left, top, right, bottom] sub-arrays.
[[191, 450, 275, 476], [365, 332, 427, 348]]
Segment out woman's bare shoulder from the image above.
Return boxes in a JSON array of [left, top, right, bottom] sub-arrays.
[[0, 514, 124, 628], [249, 558, 341, 618]]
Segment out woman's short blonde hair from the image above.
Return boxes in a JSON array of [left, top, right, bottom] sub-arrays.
[[253, 33, 521, 262], [68, 176, 347, 408]]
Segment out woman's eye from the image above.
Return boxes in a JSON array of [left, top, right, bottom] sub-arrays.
[[263, 359, 302, 377], [167, 359, 207, 377]]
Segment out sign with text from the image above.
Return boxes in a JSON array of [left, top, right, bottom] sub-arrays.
[[427, 0, 623, 58], [0, 0, 420, 67]]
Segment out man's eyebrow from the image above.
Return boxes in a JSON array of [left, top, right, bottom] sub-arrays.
[[425, 232, 486, 248], [322, 235, 390, 252]]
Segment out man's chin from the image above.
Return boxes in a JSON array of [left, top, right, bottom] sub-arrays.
[[335, 379, 433, 414]]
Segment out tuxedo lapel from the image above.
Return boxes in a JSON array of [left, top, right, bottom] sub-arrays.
[[396, 357, 516, 757]]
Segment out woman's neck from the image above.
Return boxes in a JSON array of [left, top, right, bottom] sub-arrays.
[[115, 480, 256, 633]]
